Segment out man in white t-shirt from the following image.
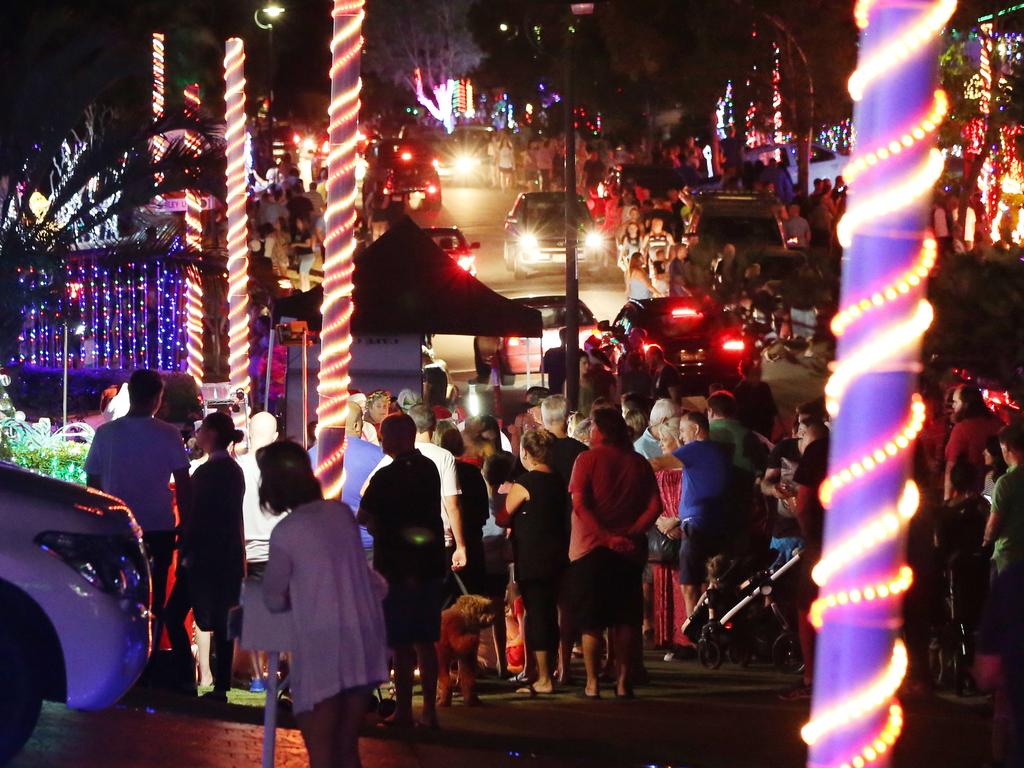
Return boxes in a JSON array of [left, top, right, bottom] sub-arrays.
[[85, 369, 192, 644], [365, 403, 467, 571]]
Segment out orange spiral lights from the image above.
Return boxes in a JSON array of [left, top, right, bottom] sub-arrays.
[[807, 2, 954, 767], [315, 0, 365, 497], [224, 38, 250, 428], [151, 33, 168, 182], [183, 83, 204, 385]]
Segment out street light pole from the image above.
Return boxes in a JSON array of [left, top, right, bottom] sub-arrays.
[[563, 21, 579, 410], [254, 5, 285, 127]]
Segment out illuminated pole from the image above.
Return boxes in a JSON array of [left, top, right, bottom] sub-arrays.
[[151, 33, 168, 179], [315, 0, 364, 497], [805, 2, 953, 768], [184, 83, 204, 384], [224, 38, 251, 427]]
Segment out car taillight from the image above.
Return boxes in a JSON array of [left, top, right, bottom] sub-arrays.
[[400, 150, 413, 161], [507, 337, 522, 347], [457, 254, 475, 272], [292, 132, 301, 146], [427, 184, 438, 195], [432, 158, 440, 169], [721, 338, 745, 352], [672, 307, 701, 318]]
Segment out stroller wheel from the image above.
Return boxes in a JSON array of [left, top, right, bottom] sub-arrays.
[[727, 642, 752, 667], [772, 632, 804, 675], [698, 638, 723, 670]]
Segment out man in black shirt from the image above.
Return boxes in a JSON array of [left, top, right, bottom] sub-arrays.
[[733, 359, 779, 439], [582, 148, 606, 192], [539, 394, 587, 684], [359, 414, 446, 728]]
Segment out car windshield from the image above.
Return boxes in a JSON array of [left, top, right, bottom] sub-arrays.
[[696, 214, 782, 245], [379, 141, 434, 164], [523, 197, 592, 227], [427, 230, 465, 250], [520, 301, 596, 328]]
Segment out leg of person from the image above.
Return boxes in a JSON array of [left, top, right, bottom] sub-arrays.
[[415, 642, 440, 728], [389, 645, 416, 727], [491, 583, 509, 677], [679, 527, 710, 617], [333, 686, 370, 768], [612, 623, 636, 697], [195, 626, 213, 687], [213, 632, 235, 696], [518, 580, 555, 693], [163, 568, 195, 692], [581, 632, 603, 697], [296, 692, 344, 768], [143, 531, 175, 646]]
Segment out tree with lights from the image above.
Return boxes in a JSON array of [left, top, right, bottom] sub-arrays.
[[364, 0, 482, 132], [0, 19, 221, 363]]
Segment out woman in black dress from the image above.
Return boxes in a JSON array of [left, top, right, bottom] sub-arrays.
[[496, 428, 567, 694], [165, 411, 245, 700]]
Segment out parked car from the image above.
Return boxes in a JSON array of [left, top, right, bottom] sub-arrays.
[[744, 142, 849, 187], [0, 463, 151, 763], [474, 295, 599, 381], [421, 225, 480, 276], [362, 138, 442, 212], [599, 297, 750, 394], [503, 192, 612, 278]]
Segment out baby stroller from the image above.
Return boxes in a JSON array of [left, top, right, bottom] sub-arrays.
[[929, 499, 990, 696], [683, 549, 804, 673]]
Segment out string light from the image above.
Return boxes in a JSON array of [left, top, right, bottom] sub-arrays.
[[825, 305, 933, 416], [808, 3, 951, 766], [224, 38, 250, 428], [152, 33, 168, 188], [847, 0, 956, 101], [842, 91, 948, 184], [831, 239, 937, 336], [183, 83, 204, 385], [803, 642, 908, 746], [810, 566, 914, 629], [772, 43, 784, 146], [837, 149, 944, 247], [316, 0, 364, 497]]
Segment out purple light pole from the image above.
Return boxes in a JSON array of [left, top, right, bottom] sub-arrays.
[[805, 2, 954, 768]]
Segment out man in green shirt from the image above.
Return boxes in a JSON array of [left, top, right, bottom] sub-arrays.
[[985, 424, 1024, 574]]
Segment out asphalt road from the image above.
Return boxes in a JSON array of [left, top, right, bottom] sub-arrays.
[[406, 183, 626, 382]]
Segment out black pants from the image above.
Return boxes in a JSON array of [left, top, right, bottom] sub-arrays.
[[143, 531, 176, 639], [165, 567, 234, 693], [518, 577, 561, 655]]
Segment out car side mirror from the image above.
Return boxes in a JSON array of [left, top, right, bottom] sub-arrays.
[[506, 216, 517, 225], [470, 241, 481, 249], [597, 320, 611, 332]]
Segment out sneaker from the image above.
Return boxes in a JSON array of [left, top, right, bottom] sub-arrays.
[[778, 684, 813, 702], [249, 678, 267, 694], [201, 690, 228, 703]]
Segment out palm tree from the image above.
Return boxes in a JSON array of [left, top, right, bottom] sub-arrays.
[[0, 16, 222, 362]]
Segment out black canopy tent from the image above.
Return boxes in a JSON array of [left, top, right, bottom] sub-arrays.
[[273, 216, 543, 338]]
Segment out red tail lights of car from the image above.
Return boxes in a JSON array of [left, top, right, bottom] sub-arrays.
[[507, 337, 522, 347], [721, 338, 745, 352], [457, 254, 475, 273], [400, 150, 413, 161], [671, 307, 702, 318], [427, 184, 438, 195]]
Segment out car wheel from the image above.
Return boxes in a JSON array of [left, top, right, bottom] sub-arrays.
[[0, 629, 43, 765]]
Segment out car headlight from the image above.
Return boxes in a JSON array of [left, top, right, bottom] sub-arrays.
[[36, 531, 149, 601], [520, 233, 539, 250], [585, 231, 605, 250], [455, 155, 478, 173]]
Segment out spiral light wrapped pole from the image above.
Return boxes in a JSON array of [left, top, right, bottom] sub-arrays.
[[183, 83, 204, 384], [314, 0, 364, 497], [151, 33, 168, 182], [805, 2, 953, 767], [224, 38, 251, 427]]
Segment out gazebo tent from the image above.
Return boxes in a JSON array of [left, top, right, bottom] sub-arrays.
[[274, 216, 543, 338]]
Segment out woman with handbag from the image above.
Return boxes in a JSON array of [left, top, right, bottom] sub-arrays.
[[648, 418, 685, 651]]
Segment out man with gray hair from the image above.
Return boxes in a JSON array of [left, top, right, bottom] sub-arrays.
[[366, 403, 467, 571], [633, 398, 680, 459]]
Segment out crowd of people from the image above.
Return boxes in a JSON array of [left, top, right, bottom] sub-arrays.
[[80, 353, 1024, 767]]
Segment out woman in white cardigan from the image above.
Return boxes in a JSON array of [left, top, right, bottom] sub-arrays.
[[261, 441, 388, 768]]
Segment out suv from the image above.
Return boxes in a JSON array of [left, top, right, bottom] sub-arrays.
[[362, 138, 443, 212], [601, 297, 749, 394], [503, 192, 611, 278], [0, 463, 151, 763]]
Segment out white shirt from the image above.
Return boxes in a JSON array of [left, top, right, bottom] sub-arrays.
[[84, 415, 190, 532], [236, 453, 286, 563], [933, 206, 950, 238], [367, 440, 461, 529]]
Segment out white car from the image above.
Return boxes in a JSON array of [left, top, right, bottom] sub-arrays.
[[745, 143, 849, 187], [0, 463, 151, 763]]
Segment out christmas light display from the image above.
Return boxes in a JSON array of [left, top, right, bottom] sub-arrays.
[[807, 3, 954, 768], [183, 83, 204, 384], [772, 43, 784, 145], [716, 81, 735, 139], [224, 38, 250, 426], [152, 32, 168, 184], [316, 0, 364, 497]]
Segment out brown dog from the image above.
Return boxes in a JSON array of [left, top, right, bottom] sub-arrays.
[[436, 594, 497, 707]]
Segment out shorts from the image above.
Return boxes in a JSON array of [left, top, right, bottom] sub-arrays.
[[678, 521, 729, 586], [383, 579, 443, 647], [246, 560, 267, 581], [567, 547, 643, 632]]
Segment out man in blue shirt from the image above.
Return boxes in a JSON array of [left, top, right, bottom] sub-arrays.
[[650, 409, 731, 615]]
